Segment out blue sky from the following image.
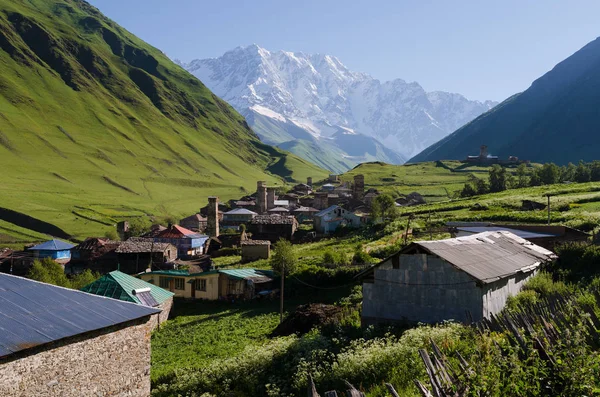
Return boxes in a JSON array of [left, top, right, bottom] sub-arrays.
[[88, 0, 599, 102]]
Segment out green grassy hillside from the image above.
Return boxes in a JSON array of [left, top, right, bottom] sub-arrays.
[[0, 0, 326, 243]]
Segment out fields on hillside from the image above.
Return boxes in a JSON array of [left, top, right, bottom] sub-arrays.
[[341, 161, 492, 201]]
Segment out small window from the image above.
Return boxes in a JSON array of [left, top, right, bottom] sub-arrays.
[[159, 277, 170, 289], [174, 278, 185, 291], [195, 279, 207, 292]]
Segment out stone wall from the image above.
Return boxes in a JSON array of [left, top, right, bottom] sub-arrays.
[[157, 296, 173, 324], [362, 254, 483, 325], [241, 244, 270, 262], [0, 317, 153, 397]]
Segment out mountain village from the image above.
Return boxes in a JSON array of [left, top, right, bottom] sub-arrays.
[[1, 1, 600, 397]]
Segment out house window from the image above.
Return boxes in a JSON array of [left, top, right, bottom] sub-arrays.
[[159, 277, 170, 289], [174, 278, 185, 291], [195, 279, 207, 292]]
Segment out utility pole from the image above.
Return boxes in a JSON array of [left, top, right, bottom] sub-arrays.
[[546, 194, 551, 225], [279, 266, 285, 323], [404, 214, 414, 245]]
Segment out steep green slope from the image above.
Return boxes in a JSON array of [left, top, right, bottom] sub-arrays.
[[0, 0, 326, 242], [410, 36, 600, 165]]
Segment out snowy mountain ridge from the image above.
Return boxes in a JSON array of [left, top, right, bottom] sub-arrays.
[[181, 44, 496, 168]]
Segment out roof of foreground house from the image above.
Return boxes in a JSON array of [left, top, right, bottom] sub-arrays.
[[360, 231, 557, 284], [0, 273, 159, 358], [81, 270, 174, 306]]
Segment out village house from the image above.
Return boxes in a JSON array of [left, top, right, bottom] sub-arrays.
[[249, 215, 299, 242], [0, 273, 159, 397], [447, 222, 589, 250], [27, 238, 75, 264], [292, 183, 312, 195], [115, 238, 177, 274], [153, 225, 209, 258], [359, 231, 557, 325], [231, 199, 257, 212], [241, 240, 271, 262], [139, 268, 274, 300], [179, 213, 207, 233], [221, 208, 257, 230], [314, 205, 362, 235], [280, 193, 300, 206], [321, 183, 335, 192], [67, 237, 120, 274], [268, 206, 290, 216], [81, 270, 174, 326], [293, 206, 320, 223]]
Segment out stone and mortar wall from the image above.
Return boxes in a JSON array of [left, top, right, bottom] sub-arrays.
[[362, 254, 483, 325], [0, 317, 153, 397], [157, 296, 173, 324], [241, 245, 270, 262]]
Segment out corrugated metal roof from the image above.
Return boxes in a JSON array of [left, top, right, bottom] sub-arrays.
[[225, 208, 258, 215], [0, 273, 159, 358], [315, 205, 340, 217], [81, 271, 173, 306], [456, 226, 558, 239], [28, 239, 75, 251], [414, 231, 556, 284], [219, 269, 274, 282]]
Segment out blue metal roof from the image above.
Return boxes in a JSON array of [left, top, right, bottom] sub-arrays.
[[28, 239, 75, 251], [0, 273, 159, 358]]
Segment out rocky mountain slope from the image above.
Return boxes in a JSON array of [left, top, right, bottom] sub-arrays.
[[181, 45, 496, 172], [0, 0, 326, 242], [410, 37, 600, 164]]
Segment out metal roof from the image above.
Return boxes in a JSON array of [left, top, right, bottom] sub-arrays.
[[219, 269, 274, 283], [28, 239, 75, 251], [456, 226, 557, 239], [412, 231, 556, 284], [315, 205, 340, 217], [224, 208, 258, 215], [81, 270, 173, 306], [0, 273, 159, 358]]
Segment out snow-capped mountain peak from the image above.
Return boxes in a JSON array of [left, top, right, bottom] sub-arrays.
[[182, 45, 497, 168]]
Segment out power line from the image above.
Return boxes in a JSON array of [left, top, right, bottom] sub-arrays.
[[290, 275, 358, 290]]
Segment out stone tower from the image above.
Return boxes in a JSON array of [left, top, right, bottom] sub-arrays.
[[256, 181, 267, 214], [307, 177, 313, 187], [116, 221, 129, 241], [314, 192, 329, 210], [267, 187, 276, 211], [353, 174, 365, 200], [207, 196, 219, 237]]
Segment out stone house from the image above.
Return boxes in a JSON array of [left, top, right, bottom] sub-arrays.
[[139, 268, 274, 300], [241, 240, 271, 262], [81, 270, 174, 326], [27, 239, 75, 264], [179, 213, 208, 233], [222, 208, 257, 230], [359, 231, 557, 325], [249, 215, 299, 242], [0, 273, 159, 397], [293, 206, 320, 223], [67, 237, 120, 274], [153, 225, 209, 258], [268, 207, 290, 216], [115, 238, 177, 274], [314, 205, 361, 235]]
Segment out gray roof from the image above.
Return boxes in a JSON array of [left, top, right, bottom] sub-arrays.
[[0, 273, 159, 358], [115, 238, 174, 254], [410, 231, 556, 284], [456, 226, 557, 239], [224, 208, 257, 215]]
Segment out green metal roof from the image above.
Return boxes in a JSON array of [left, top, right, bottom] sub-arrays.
[[81, 270, 174, 305]]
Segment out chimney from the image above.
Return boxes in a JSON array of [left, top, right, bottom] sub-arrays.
[[307, 177, 313, 187], [267, 187, 276, 210], [257, 181, 267, 214], [207, 196, 219, 237], [353, 174, 365, 200]]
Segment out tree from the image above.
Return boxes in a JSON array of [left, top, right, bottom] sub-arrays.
[[574, 161, 591, 183], [475, 178, 489, 195], [27, 258, 70, 287], [590, 161, 600, 181], [104, 228, 119, 241], [371, 194, 397, 222], [70, 269, 100, 290], [460, 183, 476, 198], [538, 163, 560, 185], [560, 162, 577, 182], [516, 163, 529, 187], [270, 239, 297, 323], [128, 217, 152, 237], [488, 164, 507, 192]]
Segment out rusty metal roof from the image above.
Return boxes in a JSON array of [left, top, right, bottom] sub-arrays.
[[413, 231, 556, 283], [0, 273, 159, 359]]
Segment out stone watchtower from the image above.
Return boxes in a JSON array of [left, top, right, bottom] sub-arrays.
[[353, 174, 365, 200], [307, 177, 313, 188], [207, 196, 219, 237], [256, 181, 267, 214], [314, 192, 329, 210], [266, 187, 276, 211]]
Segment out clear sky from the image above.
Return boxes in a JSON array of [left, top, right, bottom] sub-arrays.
[[88, 0, 600, 102]]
